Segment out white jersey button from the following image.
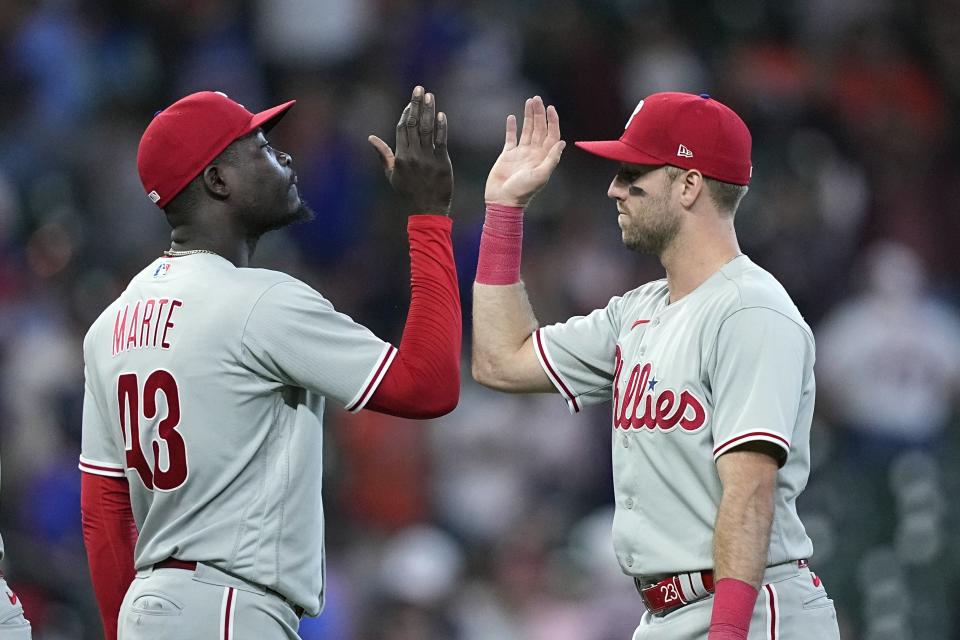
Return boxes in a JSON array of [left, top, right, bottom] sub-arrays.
[[625, 497, 634, 509], [652, 317, 661, 326], [626, 557, 634, 567], [621, 435, 629, 448]]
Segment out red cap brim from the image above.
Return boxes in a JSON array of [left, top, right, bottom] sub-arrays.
[[250, 99, 296, 133], [574, 140, 667, 166]]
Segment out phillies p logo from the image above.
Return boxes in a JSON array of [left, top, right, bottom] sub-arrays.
[[612, 346, 707, 432]]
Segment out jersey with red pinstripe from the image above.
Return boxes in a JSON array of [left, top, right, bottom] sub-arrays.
[[79, 253, 396, 616], [532, 255, 815, 577]]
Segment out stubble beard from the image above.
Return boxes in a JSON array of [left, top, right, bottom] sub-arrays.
[[267, 197, 316, 232], [621, 196, 681, 257]]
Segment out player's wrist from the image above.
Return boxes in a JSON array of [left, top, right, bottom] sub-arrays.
[[484, 198, 526, 208], [707, 578, 758, 640], [407, 214, 454, 232], [409, 200, 451, 216], [475, 203, 525, 285], [409, 210, 451, 217], [484, 202, 524, 217]]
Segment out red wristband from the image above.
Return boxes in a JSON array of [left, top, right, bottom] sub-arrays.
[[707, 578, 759, 640], [475, 203, 523, 285]]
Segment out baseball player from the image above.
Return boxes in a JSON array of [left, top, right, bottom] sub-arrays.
[[79, 86, 460, 640], [0, 460, 31, 639], [471, 93, 841, 639]]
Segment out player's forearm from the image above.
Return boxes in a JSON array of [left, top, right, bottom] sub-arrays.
[[471, 280, 540, 386], [81, 473, 138, 640], [713, 474, 775, 586], [471, 201, 543, 390], [366, 214, 461, 418], [708, 449, 777, 639]]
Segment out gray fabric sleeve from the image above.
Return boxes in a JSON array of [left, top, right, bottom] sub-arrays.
[[709, 307, 812, 462], [241, 280, 396, 411], [79, 367, 127, 477], [534, 297, 623, 413]]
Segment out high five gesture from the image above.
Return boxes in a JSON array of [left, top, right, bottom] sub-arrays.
[[485, 96, 565, 207], [369, 85, 453, 216]]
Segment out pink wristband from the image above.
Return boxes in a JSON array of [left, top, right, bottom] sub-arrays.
[[707, 578, 759, 640], [475, 203, 523, 285]]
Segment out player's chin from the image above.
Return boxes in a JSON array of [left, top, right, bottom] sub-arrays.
[[283, 189, 313, 221], [293, 199, 316, 223], [259, 200, 314, 234]]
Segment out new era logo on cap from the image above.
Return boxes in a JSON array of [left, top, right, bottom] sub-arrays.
[[147, 190, 161, 203], [574, 92, 752, 185]]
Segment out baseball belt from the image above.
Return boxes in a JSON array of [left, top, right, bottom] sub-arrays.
[[154, 558, 305, 618], [634, 559, 809, 615]]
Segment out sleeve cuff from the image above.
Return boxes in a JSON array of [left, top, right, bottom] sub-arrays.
[[79, 456, 126, 478], [713, 430, 790, 461], [532, 329, 581, 414], [408, 214, 453, 231], [344, 343, 398, 412]]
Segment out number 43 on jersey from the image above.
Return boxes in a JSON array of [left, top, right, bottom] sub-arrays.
[[117, 370, 189, 491]]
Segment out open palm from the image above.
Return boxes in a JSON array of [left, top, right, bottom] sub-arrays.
[[485, 96, 565, 207]]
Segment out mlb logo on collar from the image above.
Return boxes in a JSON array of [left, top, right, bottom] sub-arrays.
[[153, 262, 172, 278]]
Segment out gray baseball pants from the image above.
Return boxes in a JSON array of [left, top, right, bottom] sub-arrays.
[[631, 561, 841, 640], [118, 562, 302, 639], [0, 577, 30, 640]]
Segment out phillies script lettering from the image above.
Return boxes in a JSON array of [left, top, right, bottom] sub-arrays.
[[612, 346, 707, 432]]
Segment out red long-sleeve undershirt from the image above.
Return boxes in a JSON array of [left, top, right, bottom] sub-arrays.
[[81, 473, 136, 640], [366, 214, 461, 417], [82, 214, 461, 632]]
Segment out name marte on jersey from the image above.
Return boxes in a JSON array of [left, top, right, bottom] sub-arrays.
[[612, 345, 708, 432], [112, 297, 183, 357]]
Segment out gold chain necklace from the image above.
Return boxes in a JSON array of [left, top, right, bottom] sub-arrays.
[[162, 248, 220, 258]]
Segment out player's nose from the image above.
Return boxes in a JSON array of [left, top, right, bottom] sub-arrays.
[[607, 176, 627, 200]]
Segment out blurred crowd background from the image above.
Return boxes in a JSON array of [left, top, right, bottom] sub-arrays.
[[1, 0, 959, 638]]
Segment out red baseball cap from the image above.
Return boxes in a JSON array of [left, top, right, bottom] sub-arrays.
[[575, 92, 752, 185], [137, 91, 296, 208]]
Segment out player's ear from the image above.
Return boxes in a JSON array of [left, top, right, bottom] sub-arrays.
[[677, 169, 704, 209], [200, 164, 230, 200]]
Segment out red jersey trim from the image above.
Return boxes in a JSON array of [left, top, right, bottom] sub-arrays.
[[78, 456, 126, 478], [764, 583, 780, 640], [532, 329, 580, 414], [220, 587, 237, 640], [345, 343, 398, 413], [713, 430, 790, 461]]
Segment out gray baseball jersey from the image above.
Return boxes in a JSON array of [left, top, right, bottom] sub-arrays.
[[79, 253, 397, 616], [533, 255, 815, 577]]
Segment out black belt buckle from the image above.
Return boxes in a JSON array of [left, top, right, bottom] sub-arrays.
[[633, 577, 660, 614]]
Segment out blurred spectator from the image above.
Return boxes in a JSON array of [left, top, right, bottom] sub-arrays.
[[816, 240, 960, 453]]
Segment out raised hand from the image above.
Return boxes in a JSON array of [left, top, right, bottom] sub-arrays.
[[485, 96, 565, 208], [369, 86, 453, 215]]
